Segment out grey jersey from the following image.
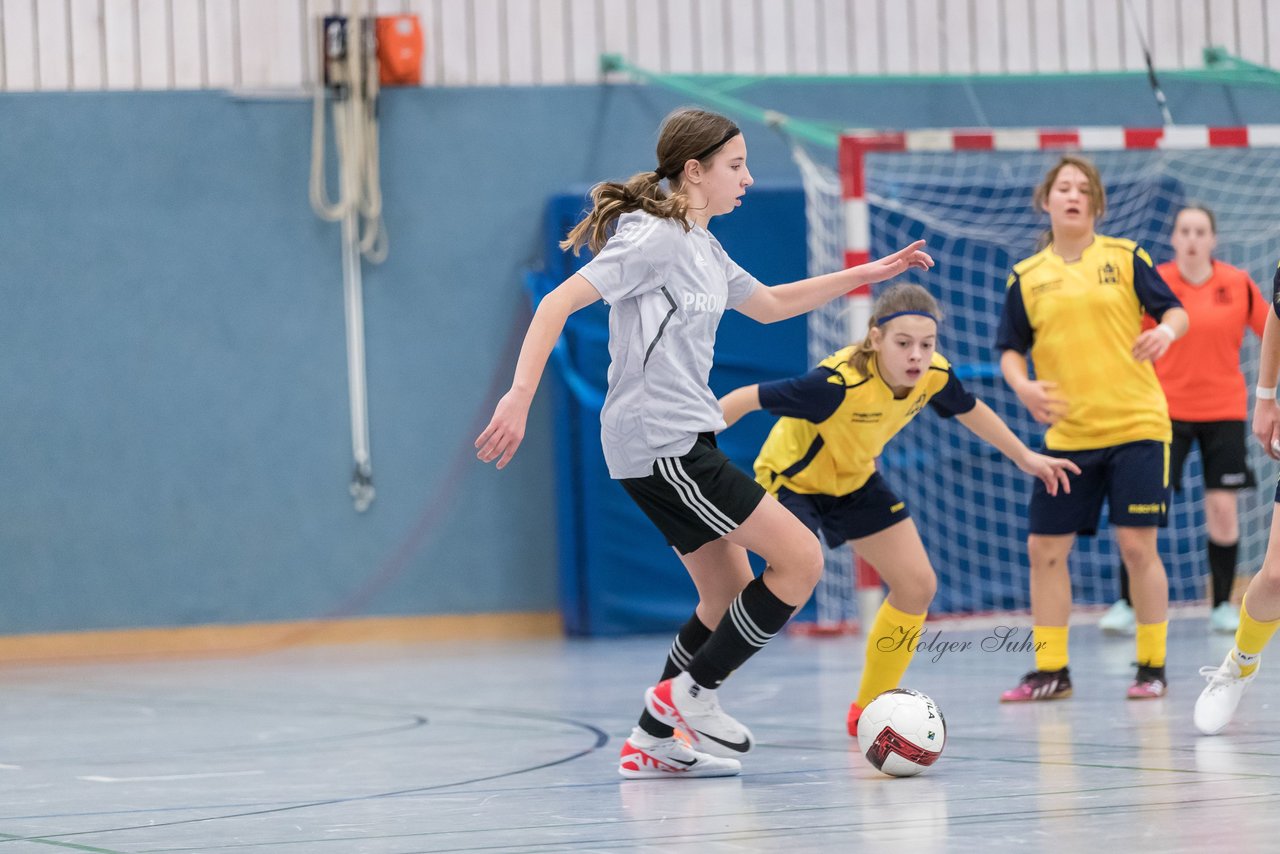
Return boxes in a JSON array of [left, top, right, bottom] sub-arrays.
[[578, 211, 762, 479]]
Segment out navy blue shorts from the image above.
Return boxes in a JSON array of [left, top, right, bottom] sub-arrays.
[[776, 471, 910, 546], [1028, 440, 1170, 536]]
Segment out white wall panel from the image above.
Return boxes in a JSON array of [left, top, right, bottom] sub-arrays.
[[1206, 0, 1239, 51], [68, 0, 105, 90], [136, 0, 172, 90], [202, 0, 237, 89], [661, 0, 694, 76], [971, 0, 1005, 74], [3, 0, 1280, 92], [1237, 0, 1269, 65], [790, 0, 821, 75], [35, 0, 70, 89], [629, 0, 662, 77], [504, 0, 538, 85], [1001, 0, 1033, 73], [171, 0, 207, 88], [1269, 0, 1280, 66], [758, 0, 791, 75], [1062, 1, 1095, 72], [1090, 0, 1124, 71], [565, 0, 598, 82], [881, 0, 912, 74], [939, 0, 972, 74], [693, 0, 727, 76], [849, 0, 882, 75], [1176, 0, 1205, 65], [101, 0, 136, 89], [437, 0, 471, 85], [6, 0, 38, 90], [1119, 0, 1147, 71], [1028, 0, 1059, 73], [470, 0, 503, 85]]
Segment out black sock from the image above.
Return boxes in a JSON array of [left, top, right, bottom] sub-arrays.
[[1118, 562, 1132, 606], [638, 612, 713, 738], [1209, 541, 1239, 607], [685, 576, 796, 689]]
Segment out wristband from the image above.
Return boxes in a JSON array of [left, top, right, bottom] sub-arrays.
[[1258, 386, 1278, 400], [1155, 323, 1177, 341]]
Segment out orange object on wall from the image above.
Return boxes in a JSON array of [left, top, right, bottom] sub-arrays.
[[376, 15, 423, 86]]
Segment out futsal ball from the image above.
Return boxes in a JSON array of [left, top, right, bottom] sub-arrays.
[[856, 688, 946, 777]]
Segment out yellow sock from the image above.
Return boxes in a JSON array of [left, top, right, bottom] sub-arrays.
[[1234, 596, 1280, 677], [854, 600, 926, 709], [1033, 625, 1069, 671], [1135, 621, 1168, 668]]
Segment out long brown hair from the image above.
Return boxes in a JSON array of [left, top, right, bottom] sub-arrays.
[[560, 108, 741, 255], [848, 283, 943, 375], [1032, 155, 1107, 250]]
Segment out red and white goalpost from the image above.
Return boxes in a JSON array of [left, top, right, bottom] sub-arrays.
[[788, 124, 1280, 630]]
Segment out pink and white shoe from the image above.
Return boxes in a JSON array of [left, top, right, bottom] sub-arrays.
[[644, 672, 754, 758], [1127, 664, 1167, 699], [999, 667, 1073, 702], [618, 728, 741, 779]]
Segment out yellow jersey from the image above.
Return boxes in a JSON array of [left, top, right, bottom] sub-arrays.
[[996, 236, 1181, 451], [753, 348, 976, 497]]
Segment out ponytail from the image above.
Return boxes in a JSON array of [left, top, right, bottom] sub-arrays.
[[560, 107, 741, 256], [560, 171, 692, 256]]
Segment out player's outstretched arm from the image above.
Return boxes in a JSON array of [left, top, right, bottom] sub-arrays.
[[1254, 309, 1280, 460], [475, 274, 602, 469], [736, 241, 934, 324], [718, 385, 762, 430], [955, 400, 1080, 496]]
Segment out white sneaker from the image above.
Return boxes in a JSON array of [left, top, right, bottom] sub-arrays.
[[1209, 602, 1241, 634], [644, 671, 755, 758], [1194, 652, 1257, 735], [1098, 600, 1136, 636], [618, 727, 741, 779]]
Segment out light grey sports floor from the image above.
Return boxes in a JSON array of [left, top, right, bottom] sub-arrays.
[[2, 612, 1278, 853]]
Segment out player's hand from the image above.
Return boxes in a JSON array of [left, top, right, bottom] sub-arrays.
[[1013, 380, 1069, 425], [854, 240, 934, 285], [475, 388, 534, 470], [1017, 451, 1080, 496], [1253, 398, 1280, 460], [1131, 328, 1173, 362]]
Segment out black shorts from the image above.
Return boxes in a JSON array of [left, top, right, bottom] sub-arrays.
[[1028, 440, 1170, 535], [1171, 419, 1255, 491], [776, 472, 910, 547], [619, 433, 767, 555]]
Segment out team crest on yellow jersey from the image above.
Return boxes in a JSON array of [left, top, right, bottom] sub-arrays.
[[1098, 262, 1119, 285], [905, 393, 928, 417]]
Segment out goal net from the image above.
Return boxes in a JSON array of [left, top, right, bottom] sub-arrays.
[[793, 126, 1280, 621]]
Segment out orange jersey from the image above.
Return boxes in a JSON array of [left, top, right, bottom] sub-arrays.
[[1146, 260, 1267, 421]]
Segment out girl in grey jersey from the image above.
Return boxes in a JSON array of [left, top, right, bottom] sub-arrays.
[[476, 108, 933, 779]]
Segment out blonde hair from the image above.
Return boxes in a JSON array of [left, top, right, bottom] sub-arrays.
[[1032, 155, 1107, 250], [847, 283, 943, 375], [560, 108, 741, 255]]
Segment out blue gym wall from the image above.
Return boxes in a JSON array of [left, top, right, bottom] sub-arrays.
[[3, 77, 1279, 635]]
